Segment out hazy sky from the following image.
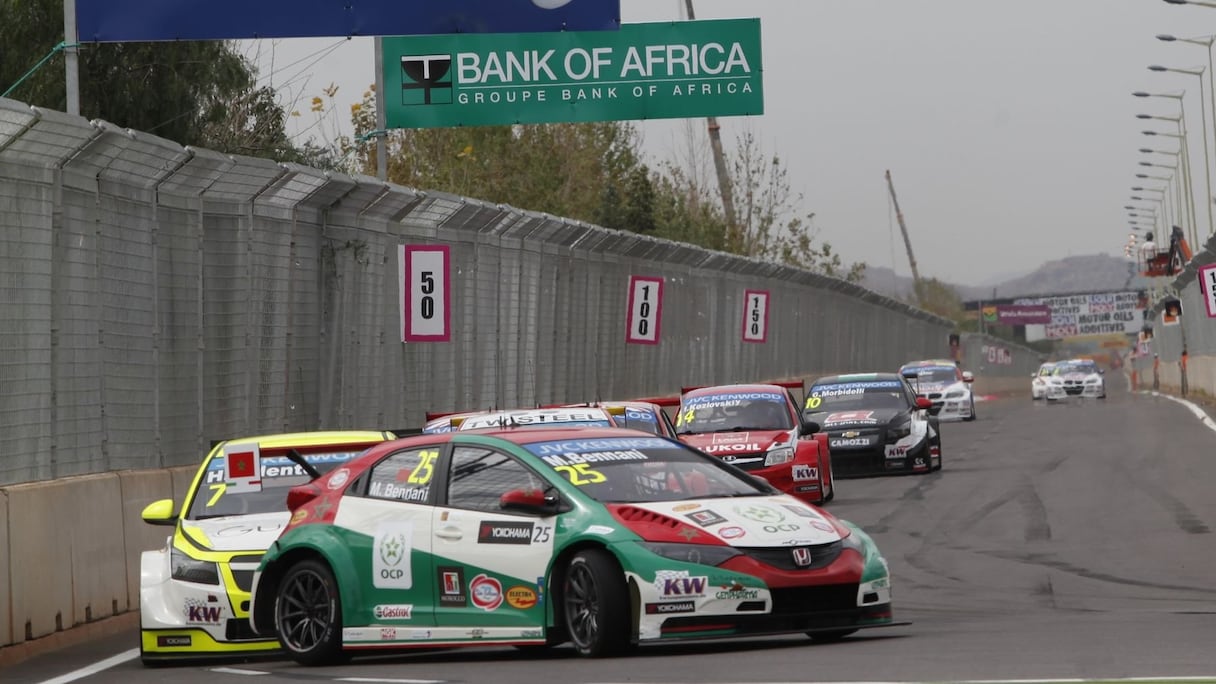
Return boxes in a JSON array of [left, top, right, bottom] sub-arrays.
[[246, 0, 1216, 286]]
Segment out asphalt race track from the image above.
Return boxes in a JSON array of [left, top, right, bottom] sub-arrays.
[[5, 382, 1216, 684]]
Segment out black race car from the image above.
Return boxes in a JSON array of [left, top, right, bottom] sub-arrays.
[[804, 372, 942, 477]]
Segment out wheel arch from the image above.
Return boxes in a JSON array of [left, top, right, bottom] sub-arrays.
[[251, 529, 363, 636], [547, 541, 638, 643]]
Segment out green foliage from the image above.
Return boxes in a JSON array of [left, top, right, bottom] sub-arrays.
[[1, 0, 297, 158]]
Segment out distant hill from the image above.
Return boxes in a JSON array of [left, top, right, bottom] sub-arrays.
[[862, 254, 1148, 303]]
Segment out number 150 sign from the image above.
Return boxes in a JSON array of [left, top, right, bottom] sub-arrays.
[[400, 245, 451, 343]]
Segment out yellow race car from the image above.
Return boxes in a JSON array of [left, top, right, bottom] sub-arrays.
[[138, 431, 396, 664]]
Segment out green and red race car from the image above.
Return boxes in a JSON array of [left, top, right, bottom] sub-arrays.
[[248, 426, 899, 665]]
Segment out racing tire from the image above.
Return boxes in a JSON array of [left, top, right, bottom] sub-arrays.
[[275, 559, 347, 667], [808, 629, 857, 643], [931, 434, 943, 472], [563, 549, 630, 658], [963, 397, 976, 421]]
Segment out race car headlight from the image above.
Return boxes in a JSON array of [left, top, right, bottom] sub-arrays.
[[763, 446, 794, 467], [945, 390, 964, 399], [1048, 379, 1063, 385], [171, 547, 221, 585], [840, 530, 864, 554], [1086, 378, 1101, 385], [639, 542, 742, 567], [887, 421, 911, 441]]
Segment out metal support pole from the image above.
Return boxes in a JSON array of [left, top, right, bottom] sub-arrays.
[[1196, 72, 1215, 240], [62, 0, 80, 115], [374, 36, 388, 181]]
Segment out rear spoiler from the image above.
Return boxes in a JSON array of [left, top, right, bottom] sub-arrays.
[[389, 428, 425, 438], [633, 395, 681, 408], [682, 380, 805, 395]]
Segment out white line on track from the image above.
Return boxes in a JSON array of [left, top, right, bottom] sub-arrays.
[[210, 667, 272, 676], [588, 679, 1216, 684], [336, 679, 446, 683], [1145, 390, 1216, 434], [33, 648, 138, 684]]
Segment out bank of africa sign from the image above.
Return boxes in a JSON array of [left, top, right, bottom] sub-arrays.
[[382, 19, 764, 128]]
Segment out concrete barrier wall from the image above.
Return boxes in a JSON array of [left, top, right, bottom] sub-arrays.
[[1, 470, 185, 648], [0, 490, 10, 646]]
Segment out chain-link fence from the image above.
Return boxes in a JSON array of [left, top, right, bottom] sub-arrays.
[[2, 97, 997, 486]]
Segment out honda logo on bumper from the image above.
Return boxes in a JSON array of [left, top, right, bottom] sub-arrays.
[[792, 547, 813, 567]]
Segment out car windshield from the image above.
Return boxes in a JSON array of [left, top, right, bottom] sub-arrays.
[[676, 390, 792, 434], [1056, 361, 1099, 375], [1037, 365, 1055, 376], [186, 447, 372, 520], [522, 436, 767, 503], [904, 367, 958, 385], [807, 380, 909, 411]]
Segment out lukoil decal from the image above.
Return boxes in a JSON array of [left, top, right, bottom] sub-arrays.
[[654, 570, 708, 599], [470, 574, 504, 611], [702, 443, 761, 454], [373, 523, 413, 589]]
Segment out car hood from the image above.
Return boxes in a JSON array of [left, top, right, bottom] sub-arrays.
[[808, 408, 905, 430], [181, 511, 291, 552], [678, 429, 792, 455], [623, 495, 842, 547]]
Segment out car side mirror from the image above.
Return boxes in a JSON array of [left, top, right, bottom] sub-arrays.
[[500, 488, 560, 515], [915, 397, 932, 410], [962, 371, 974, 383], [141, 498, 178, 526], [801, 419, 820, 435], [1099, 369, 1105, 375]]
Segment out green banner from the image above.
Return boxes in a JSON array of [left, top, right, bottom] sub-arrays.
[[381, 19, 764, 129]]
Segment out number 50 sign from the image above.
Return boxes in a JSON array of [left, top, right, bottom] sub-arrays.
[[399, 245, 451, 343], [625, 275, 664, 344]]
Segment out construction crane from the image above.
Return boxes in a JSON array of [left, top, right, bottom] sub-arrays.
[[885, 169, 923, 306]]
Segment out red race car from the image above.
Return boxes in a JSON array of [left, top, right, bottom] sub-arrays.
[[667, 382, 835, 504]]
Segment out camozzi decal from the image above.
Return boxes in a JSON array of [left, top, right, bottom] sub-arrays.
[[373, 522, 413, 589], [478, 520, 534, 544]]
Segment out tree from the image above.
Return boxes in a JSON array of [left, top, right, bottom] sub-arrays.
[[1, 0, 297, 158]]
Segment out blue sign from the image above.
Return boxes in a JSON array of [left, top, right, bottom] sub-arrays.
[[76, 0, 620, 42]]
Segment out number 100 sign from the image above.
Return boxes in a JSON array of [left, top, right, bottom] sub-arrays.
[[399, 244, 451, 343], [625, 275, 664, 345]]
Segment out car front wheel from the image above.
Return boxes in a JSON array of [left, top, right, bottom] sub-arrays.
[[275, 559, 346, 666], [563, 549, 630, 657]]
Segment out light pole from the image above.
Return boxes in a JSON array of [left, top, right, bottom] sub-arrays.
[[1148, 64, 1216, 238], [1136, 106, 1199, 246]]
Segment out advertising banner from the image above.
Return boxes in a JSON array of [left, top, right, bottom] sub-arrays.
[[1018, 291, 1146, 341], [76, 0, 620, 42], [381, 19, 764, 129]]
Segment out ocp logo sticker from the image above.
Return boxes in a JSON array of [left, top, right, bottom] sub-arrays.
[[401, 54, 453, 106]]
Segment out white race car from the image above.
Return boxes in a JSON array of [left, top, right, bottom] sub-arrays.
[[898, 359, 976, 421], [137, 431, 395, 664], [1044, 359, 1106, 401], [1031, 362, 1056, 400]]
